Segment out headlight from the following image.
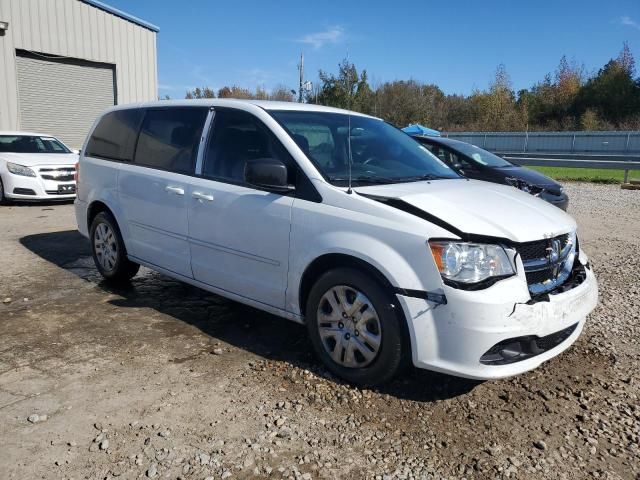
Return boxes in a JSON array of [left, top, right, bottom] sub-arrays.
[[7, 162, 36, 177], [505, 177, 543, 195], [429, 241, 515, 285]]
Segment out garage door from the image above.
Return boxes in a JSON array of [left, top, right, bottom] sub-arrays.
[[15, 51, 116, 149]]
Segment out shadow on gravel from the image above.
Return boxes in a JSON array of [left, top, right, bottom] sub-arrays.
[[1, 200, 75, 208], [20, 230, 479, 402]]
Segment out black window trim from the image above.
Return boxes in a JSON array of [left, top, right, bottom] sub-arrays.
[[85, 105, 322, 203], [85, 108, 144, 163], [131, 106, 210, 175], [198, 106, 322, 202]]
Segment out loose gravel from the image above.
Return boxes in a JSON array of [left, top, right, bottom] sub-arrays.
[[0, 182, 638, 479]]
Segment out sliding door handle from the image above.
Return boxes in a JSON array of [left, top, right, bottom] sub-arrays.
[[165, 185, 185, 195], [192, 191, 214, 202]]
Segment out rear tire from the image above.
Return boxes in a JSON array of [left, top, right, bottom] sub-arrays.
[[90, 211, 139, 284], [305, 268, 404, 386], [0, 177, 8, 205]]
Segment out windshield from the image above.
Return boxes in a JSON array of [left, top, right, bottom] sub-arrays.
[[269, 111, 460, 185], [448, 141, 512, 167], [0, 135, 71, 154]]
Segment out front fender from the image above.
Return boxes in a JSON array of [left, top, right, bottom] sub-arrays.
[[286, 230, 442, 316]]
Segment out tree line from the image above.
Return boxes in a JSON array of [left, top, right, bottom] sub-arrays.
[[184, 42, 640, 132]]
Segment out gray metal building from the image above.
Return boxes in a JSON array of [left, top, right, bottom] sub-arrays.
[[0, 0, 158, 148]]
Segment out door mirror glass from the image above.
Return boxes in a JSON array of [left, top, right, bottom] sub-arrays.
[[245, 158, 294, 193]]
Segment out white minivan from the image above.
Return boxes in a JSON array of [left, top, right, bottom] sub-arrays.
[[75, 100, 598, 385]]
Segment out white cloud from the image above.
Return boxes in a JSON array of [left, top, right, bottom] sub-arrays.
[[619, 16, 640, 31], [297, 26, 345, 49]]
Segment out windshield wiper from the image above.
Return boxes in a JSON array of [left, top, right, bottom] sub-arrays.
[[393, 174, 446, 182], [330, 175, 398, 185]]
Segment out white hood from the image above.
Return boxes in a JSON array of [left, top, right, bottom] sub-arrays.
[[356, 179, 576, 243], [0, 152, 78, 167]]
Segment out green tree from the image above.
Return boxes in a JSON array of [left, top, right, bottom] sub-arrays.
[[471, 64, 524, 131], [269, 85, 295, 102], [185, 87, 215, 99], [579, 109, 602, 130], [315, 59, 373, 112], [573, 53, 640, 124], [373, 80, 446, 128], [217, 86, 254, 99], [618, 41, 636, 77]]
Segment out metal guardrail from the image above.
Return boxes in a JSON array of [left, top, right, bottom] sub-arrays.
[[502, 155, 640, 183], [444, 131, 640, 154], [442, 131, 640, 183]]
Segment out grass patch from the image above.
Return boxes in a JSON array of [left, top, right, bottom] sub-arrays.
[[528, 166, 635, 184]]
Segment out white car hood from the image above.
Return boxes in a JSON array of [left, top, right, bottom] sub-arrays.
[[0, 152, 78, 167], [355, 179, 576, 243]]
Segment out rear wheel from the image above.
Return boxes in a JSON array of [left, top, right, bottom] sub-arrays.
[[90, 211, 139, 283], [306, 268, 404, 386], [0, 177, 8, 205]]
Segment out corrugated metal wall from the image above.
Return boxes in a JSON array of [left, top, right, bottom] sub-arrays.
[[16, 53, 116, 147], [0, 0, 157, 138]]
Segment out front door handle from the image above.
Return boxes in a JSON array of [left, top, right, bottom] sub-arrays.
[[165, 185, 185, 195], [192, 191, 214, 202]]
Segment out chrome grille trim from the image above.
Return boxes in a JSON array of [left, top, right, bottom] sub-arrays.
[[37, 167, 76, 182], [518, 232, 577, 295]]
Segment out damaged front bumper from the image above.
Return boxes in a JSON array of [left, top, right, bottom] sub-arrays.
[[396, 257, 598, 380]]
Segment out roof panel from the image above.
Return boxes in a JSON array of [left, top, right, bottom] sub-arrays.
[[78, 0, 159, 32]]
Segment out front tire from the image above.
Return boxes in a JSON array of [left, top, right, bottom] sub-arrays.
[[306, 268, 404, 386], [90, 211, 139, 284]]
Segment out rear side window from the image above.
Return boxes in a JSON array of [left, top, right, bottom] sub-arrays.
[[85, 109, 144, 161], [134, 108, 208, 175]]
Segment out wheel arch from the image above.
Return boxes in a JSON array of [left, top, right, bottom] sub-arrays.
[[298, 253, 413, 366], [299, 254, 395, 316], [87, 200, 115, 232]]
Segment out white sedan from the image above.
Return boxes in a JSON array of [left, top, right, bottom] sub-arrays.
[[0, 132, 78, 203]]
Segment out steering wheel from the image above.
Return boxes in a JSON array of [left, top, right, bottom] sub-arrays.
[[362, 156, 382, 166]]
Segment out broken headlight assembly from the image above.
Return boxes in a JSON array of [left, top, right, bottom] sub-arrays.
[[429, 241, 515, 288], [505, 177, 543, 195]]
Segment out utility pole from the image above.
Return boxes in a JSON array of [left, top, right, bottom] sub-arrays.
[[298, 52, 304, 103]]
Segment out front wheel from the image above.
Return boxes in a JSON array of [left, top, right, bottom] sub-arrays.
[[306, 268, 404, 386], [90, 211, 139, 284]]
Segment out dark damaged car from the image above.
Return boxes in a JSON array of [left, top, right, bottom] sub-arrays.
[[411, 135, 569, 210]]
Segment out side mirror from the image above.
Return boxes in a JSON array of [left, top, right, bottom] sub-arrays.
[[245, 158, 294, 193]]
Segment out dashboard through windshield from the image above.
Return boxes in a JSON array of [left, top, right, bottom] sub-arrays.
[[268, 110, 460, 186]]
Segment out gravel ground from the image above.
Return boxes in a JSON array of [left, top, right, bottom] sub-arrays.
[[0, 182, 638, 480]]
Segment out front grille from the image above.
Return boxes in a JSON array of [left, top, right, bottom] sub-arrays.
[[515, 233, 575, 294], [45, 189, 76, 195], [518, 234, 570, 261], [38, 168, 75, 182], [525, 268, 554, 285]]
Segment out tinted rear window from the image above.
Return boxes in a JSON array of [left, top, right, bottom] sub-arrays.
[[134, 108, 208, 175], [0, 135, 70, 153], [85, 109, 144, 161]]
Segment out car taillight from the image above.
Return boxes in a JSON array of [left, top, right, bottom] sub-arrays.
[[74, 162, 79, 182]]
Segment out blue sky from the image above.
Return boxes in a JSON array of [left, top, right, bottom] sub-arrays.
[[107, 0, 640, 99]]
